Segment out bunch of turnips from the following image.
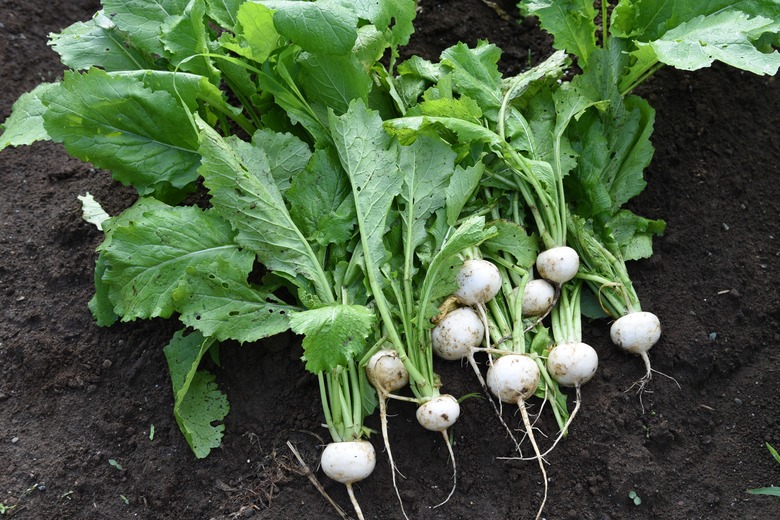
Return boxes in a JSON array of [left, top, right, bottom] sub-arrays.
[[2, 0, 777, 518]]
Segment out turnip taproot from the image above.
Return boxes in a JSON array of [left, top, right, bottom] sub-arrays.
[[546, 341, 598, 388], [486, 353, 548, 520], [454, 258, 501, 306], [521, 278, 557, 317], [321, 440, 376, 520], [431, 307, 485, 360], [536, 246, 580, 284], [610, 311, 660, 386]]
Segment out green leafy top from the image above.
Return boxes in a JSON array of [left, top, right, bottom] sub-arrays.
[[521, 0, 780, 94]]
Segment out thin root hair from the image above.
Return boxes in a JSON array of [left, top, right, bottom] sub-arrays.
[[431, 429, 458, 509]]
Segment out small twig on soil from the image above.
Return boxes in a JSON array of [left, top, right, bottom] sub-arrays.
[[287, 441, 350, 520]]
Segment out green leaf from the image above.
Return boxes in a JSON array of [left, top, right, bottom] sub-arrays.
[[163, 330, 228, 459], [258, 50, 332, 145], [102, 203, 252, 321], [218, 1, 279, 62], [41, 69, 200, 198], [250, 128, 312, 193], [445, 162, 485, 226], [205, 0, 243, 29], [397, 54, 444, 83], [611, 0, 780, 43], [612, 1, 780, 89], [441, 41, 504, 121], [566, 48, 657, 217], [350, 0, 416, 47], [385, 114, 501, 149], [768, 442, 780, 464], [197, 120, 333, 301], [298, 52, 373, 114], [607, 209, 665, 261], [49, 11, 153, 71], [262, 0, 358, 55], [161, 0, 220, 81], [102, 0, 190, 57], [89, 253, 119, 327], [643, 10, 780, 74], [747, 486, 780, 497], [291, 304, 375, 372], [287, 147, 356, 246], [520, 0, 598, 64], [398, 135, 457, 261], [173, 256, 297, 343], [330, 101, 403, 288], [481, 220, 539, 269], [0, 83, 57, 150], [108, 70, 240, 117]]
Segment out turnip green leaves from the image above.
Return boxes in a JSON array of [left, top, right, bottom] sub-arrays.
[[163, 330, 229, 459], [521, 0, 780, 94]]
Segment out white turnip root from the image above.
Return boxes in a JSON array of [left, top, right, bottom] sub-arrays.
[[610, 311, 661, 354], [546, 341, 598, 388], [431, 307, 485, 360], [610, 311, 678, 395], [415, 394, 460, 432], [454, 258, 501, 306], [365, 349, 410, 519], [486, 354, 540, 403], [530, 341, 598, 460], [486, 354, 547, 520], [520, 278, 556, 317], [366, 348, 409, 393], [536, 246, 579, 284], [610, 311, 660, 387], [416, 394, 461, 508], [321, 440, 376, 484], [321, 440, 376, 520]]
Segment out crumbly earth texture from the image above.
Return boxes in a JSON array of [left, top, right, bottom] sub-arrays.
[[1, 1, 779, 519]]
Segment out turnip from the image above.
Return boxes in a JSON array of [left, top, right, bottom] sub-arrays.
[[536, 245, 580, 284], [364, 348, 410, 519], [520, 278, 557, 317], [486, 353, 548, 520], [415, 394, 461, 432], [416, 394, 461, 507], [366, 348, 410, 393], [454, 258, 501, 306], [321, 440, 377, 485], [533, 281, 597, 457], [431, 307, 485, 360], [546, 341, 599, 388], [609, 310, 677, 394], [320, 440, 376, 520], [317, 360, 378, 520], [567, 214, 675, 394], [611, 311, 660, 379], [486, 354, 540, 403]]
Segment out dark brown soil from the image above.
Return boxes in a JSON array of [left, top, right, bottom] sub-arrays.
[[1, 1, 779, 519]]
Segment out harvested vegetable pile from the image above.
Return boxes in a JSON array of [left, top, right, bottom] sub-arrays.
[[1, 0, 779, 518]]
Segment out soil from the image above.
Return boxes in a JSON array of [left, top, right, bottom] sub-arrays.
[[1, 1, 779, 519]]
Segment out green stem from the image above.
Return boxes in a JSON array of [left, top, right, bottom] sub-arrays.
[[319, 372, 341, 442], [620, 61, 663, 97], [535, 357, 567, 431], [501, 144, 559, 249]]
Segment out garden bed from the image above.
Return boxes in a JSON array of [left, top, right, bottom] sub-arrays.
[[1, 1, 778, 518]]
